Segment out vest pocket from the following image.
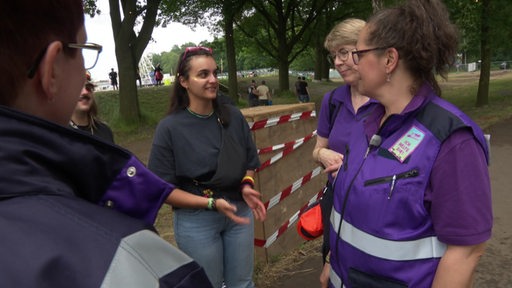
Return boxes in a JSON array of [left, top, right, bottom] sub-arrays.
[[348, 267, 408, 288], [363, 169, 419, 199]]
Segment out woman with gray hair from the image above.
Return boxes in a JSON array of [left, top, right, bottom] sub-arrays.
[[312, 18, 378, 288]]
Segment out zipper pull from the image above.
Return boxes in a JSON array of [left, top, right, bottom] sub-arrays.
[[344, 145, 349, 171], [364, 147, 370, 158], [388, 174, 396, 200]]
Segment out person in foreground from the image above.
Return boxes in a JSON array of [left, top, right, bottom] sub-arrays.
[[69, 76, 114, 143], [329, 0, 492, 287], [0, 1, 213, 287], [312, 18, 377, 288], [148, 46, 267, 288]]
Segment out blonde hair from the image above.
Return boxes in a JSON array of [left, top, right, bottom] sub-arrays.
[[324, 18, 366, 51]]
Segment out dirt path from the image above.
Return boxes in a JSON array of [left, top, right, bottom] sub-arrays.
[[474, 119, 512, 287]]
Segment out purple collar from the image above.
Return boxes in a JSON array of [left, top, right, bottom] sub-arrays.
[[364, 83, 437, 140]]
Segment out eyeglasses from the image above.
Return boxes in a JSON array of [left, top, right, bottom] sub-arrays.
[[182, 46, 213, 61], [351, 46, 391, 65], [327, 48, 351, 65], [27, 42, 103, 78]]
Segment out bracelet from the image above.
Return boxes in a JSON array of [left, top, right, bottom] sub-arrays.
[[241, 175, 255, 189], [207, 198, 217, 211], [324, 252, 330, 264]]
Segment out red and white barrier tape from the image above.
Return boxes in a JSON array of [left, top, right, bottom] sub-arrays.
[[256, 133, 317, 172], [254, 189, 324, 248], [258, 130, 317, 155], [264, 166, 323, 211], [249, 110, 316, 131]]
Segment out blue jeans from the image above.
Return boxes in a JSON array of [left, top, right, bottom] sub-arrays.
[[299, 94, 310, 103], [173, 201, 255, 288]]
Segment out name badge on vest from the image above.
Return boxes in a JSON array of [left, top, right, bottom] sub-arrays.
[[389, 126, 425, 163]]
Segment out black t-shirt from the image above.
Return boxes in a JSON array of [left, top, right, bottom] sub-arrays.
[[298, 81, 309, 95], [148, 106, 260, 185], [69, 120, 115, 143]]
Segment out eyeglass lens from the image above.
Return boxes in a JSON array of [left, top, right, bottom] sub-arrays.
[[328, 49, 350, 65], [82, 48, 99, 70], [352, 52, 360, 64]]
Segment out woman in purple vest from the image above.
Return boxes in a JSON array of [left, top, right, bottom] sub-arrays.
[[312, 18, 378, 288], [329, 0, 492, 287]]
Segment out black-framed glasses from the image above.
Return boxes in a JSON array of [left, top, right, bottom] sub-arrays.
[[351, 46, 391, 65], [327, 48, 351, 65], [27, 42, 103, 78]]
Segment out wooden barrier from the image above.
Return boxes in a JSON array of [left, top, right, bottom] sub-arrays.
[[241, 103, 327, 264]]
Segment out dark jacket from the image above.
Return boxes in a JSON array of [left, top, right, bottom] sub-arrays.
[[0, 105, 213, 288]]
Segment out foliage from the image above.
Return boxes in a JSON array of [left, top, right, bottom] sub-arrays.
[[87, 0, 512, 121], [83, 0, 100, 16], [446, 0, 482, 62], [150, 42, 196, 75], [446, 0, 512, 63]]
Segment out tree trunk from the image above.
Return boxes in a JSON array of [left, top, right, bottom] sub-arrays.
[[116, 46, 140, 122], [278, 60, 290, 93], [476, 0, 491, 107], [277, 40, 290, 92], [223, 7, 239, 103], [109, 0, 160, 122], [313, 18, 330, 82]]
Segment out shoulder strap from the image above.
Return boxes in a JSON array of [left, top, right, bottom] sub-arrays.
[[328, 88, 342, 130]]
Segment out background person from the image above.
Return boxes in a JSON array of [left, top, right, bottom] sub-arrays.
[[69, 75, 114, 143], [329, 0, 492, 287], [154, 63, 164, 86], [248, 79, 260, 107], [148, 46, 267, 288], [108, 68, 118, 90], [298, 76, 310, 102], [311, 18, 377, 288], [294, 76, 302, 102], [0, 1, 214, 286], [256, 80, 272, 106]]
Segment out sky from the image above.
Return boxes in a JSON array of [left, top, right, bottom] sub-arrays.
[[84, 0, 213, 81]]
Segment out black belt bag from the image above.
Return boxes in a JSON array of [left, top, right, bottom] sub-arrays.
[[179, 181, 242, 201]]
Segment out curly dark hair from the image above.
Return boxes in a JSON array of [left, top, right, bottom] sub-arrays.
[[365, 0, 458, 96]]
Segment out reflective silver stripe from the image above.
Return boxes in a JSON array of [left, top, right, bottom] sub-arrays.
[[331, 209, 446, 261], [330, 268, 345, 288], [101, 230, 194, 288]]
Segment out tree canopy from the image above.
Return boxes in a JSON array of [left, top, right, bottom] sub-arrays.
[[85, 0, 512, 122]]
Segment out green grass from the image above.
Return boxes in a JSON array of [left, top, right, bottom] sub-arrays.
[[95, 86, 171, 143], [94, 71, 512, 146]]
